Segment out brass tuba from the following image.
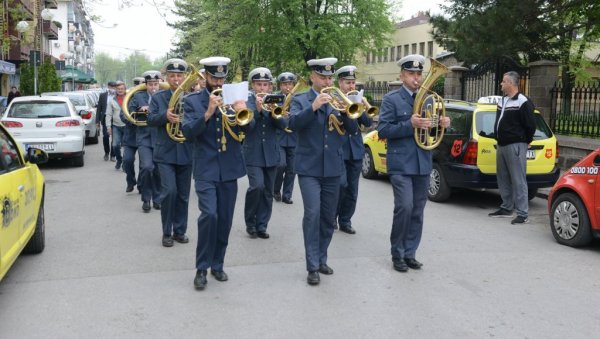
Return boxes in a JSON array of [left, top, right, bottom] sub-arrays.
[[166, 65, 205, 143], [413, 58, 449, 150], [347, 90, 379, 118], [122, 82, 169, 126]]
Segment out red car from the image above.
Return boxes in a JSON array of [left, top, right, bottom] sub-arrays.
[[548, 148, 600, 247]]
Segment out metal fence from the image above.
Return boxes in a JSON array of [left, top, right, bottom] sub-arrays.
[[360, 82, 393, 107], [461, 57, 529, 102], [550, 81, 600, 138]]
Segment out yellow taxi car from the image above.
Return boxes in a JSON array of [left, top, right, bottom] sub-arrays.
[[0, 123, 47, 281], [362, 98, 560, 202]]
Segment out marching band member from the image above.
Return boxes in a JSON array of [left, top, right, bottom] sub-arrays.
[[121, 79, 141, 195], [133, 77, 145, 86], [243, 67, 287, 239], [182, 56, 248, 290], [273, 72, 298, 205], [288, 57, 358, 285], [334, 65, 372, 234], [147, 59, 192, 247], [128, 70, 163, 212]]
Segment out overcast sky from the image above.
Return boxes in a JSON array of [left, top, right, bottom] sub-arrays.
[[91, 0, 445, 61]]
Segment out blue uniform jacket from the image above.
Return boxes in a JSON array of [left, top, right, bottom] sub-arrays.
[[128, 91, 157, 148], [288, 89, 358, 178], [377, 88, 431, 175], [119, 110, 137, 147], [277, 124, 297, 147], [342, 113, 372, 161], [181, 88, 246, 182], [147, 89, 192, 165], [243, 93, 287, 167]]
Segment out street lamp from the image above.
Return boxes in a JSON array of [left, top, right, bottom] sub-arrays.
[[41, 9, 54, 21]]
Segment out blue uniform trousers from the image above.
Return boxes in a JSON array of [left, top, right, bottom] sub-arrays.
[[337, 159, 362, 227], [138, 146, 161, 203], [156, 162, 192, 237], [298, 175, 339, 272], [244, 165, 276, 232], [274, 146, 296, 200], [195, 180, 238, 271], [122, 145, 138, 188], [389, 174, 428, 260]]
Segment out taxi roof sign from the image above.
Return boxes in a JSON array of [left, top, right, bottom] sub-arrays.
[[478, 95, 503, 104]]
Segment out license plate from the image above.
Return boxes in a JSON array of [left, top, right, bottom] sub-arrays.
[[26, 143, 55, 151], [526, 150, 535, 159]]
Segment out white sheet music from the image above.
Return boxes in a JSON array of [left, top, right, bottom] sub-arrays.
[[347, 89, 364, 103], [222, 82, 249, 105]]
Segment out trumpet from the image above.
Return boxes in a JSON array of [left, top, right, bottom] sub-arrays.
[[347, 90, 379, 118], [255, 92, 285, 119], [320, 87, 364, 119], [210, 88, 253, 126]]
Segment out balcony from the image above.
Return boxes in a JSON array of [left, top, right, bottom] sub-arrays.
[[44, 0, 58, 9], [42, 20, 59, 40], [14, 0, 35, 20]]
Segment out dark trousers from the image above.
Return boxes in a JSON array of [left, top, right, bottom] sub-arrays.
[[195, 180, 238, 271], [156, 162, 192, 237], [298, 175, 339, 272], [336, 159, 362, 228], [274, 146, 296, 200], [138, 146, 161, 203], [122, 145, 138, 188], [102, 123, 111, 156], [244, 165, 276, 232], [389, 174, 428, 260]]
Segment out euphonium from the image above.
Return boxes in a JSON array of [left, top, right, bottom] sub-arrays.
[[122, 82, 169, 126], [347, 90, 379, 118], [166, 65, 205, 143], [413, 58, 449, 150], [321, 87, 363, 119], [210, 88, 253, 126]]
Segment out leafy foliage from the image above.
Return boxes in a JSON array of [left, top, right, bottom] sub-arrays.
[[94, 52, 167, 87], [19, 63, 34, 96], [39, 59, 62, 93]]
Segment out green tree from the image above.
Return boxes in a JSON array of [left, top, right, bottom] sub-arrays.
[[19, 63, 34, 96], [38, 59, 61, 93], [170, 0, 394, 80]]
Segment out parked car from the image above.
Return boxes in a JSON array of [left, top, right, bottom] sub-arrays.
[[548, 148, 600, 247], [1, 95, 85, 167], [0, 122, 47, 281], [42, 91, 99, 144], [362, 98, 560, 202]]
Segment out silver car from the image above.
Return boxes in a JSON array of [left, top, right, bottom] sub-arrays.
[[42, 92, 99, 144]]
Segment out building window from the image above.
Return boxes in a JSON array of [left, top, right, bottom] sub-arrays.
[[411, 43, 417, 54], [404, 44, 409, 57], [396, 46, 401, 60], [389, 47, 394, 62], [420, 42, 425, 55], [428, 41, 433, 57]]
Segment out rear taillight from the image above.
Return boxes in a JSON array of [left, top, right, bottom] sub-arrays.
[[81, 111, 92, 119], [1, 120, 23, 128], [56, 120, 81, 127], [463, 139, 478, 165]]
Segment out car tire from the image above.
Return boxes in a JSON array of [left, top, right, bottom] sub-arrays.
[[528, 188, 538, 201], [428, 163, 451, 202], [362, 147, 378, 179], [550, 192, 592, 247], [71, 153, 85, 167], [23, 198, 45, 254]]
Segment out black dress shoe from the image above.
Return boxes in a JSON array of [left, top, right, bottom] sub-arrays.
[[104, 154, 109, 161], [405, 258, 423, 269], [307, 271, 320, 285], [173, 234, 189, 243], [246, 227, 258, 239], [318, 264, 334, 275], [273, 192, 282, 202], [126, 185, 134, 193], [210, 270, 228, 282], [282, 197, 293, 204], [339, 225, 356, 234], [194, 270, 207, 290], [333, 220, 339, 230], [152, 202, 161, 210], [142, 201, 151, 213], [257, 231, 270, 239], [162, 235, 173, 247], [392, 258, 408, 272]]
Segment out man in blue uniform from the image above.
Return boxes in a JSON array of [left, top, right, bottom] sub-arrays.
[[334, 65, 372, 235], [182, 56, 249, 290], [147, 59, 192, 247], [273, 72, 298, 205], [243, 67, 287, 239], [289, 57, 358, 285], [121, 95, 139, 195], [377, 54, 450, 272], [128, 70, 163, 212]]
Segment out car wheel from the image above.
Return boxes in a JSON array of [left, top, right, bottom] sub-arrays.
[[428, 163, 451, 202], [71, 153, 85, 167], [362, 147, 378, 179], [550, 192, 592, 247], [24, 198, 45, 254], [528, 188, 538, 200]]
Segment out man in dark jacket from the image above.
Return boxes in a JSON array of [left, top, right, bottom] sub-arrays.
[[97, 81, 117, 160]]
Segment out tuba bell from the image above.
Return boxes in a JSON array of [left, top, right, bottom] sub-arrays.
[[413, 58, 449, 150], [123, 82, 169, 126], [166, 64, 205, 143]]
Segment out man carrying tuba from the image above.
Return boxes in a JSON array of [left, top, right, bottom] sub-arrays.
[[181, 56, 249, 290], [377, 54, 450, 273], [147, 59, 193, 248]]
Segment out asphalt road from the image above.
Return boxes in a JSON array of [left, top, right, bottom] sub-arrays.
[[1, 142, 599, 338]]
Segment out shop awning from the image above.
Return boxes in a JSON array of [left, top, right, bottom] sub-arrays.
[[0, 60, 16, 74], [60, 66, 95, 84]]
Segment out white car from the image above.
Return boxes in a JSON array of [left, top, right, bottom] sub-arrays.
[[42, 91, 99, 144], [1, 96, 85, 167]]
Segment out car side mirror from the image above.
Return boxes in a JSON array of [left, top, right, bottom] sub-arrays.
[[26, 147, 49, 165], [78, 109, 87, 116]]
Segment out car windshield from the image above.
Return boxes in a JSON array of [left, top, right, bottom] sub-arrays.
[[475, 111, 553, 140], [45, 93, 86, 106], [7, 101, 70, 118]]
